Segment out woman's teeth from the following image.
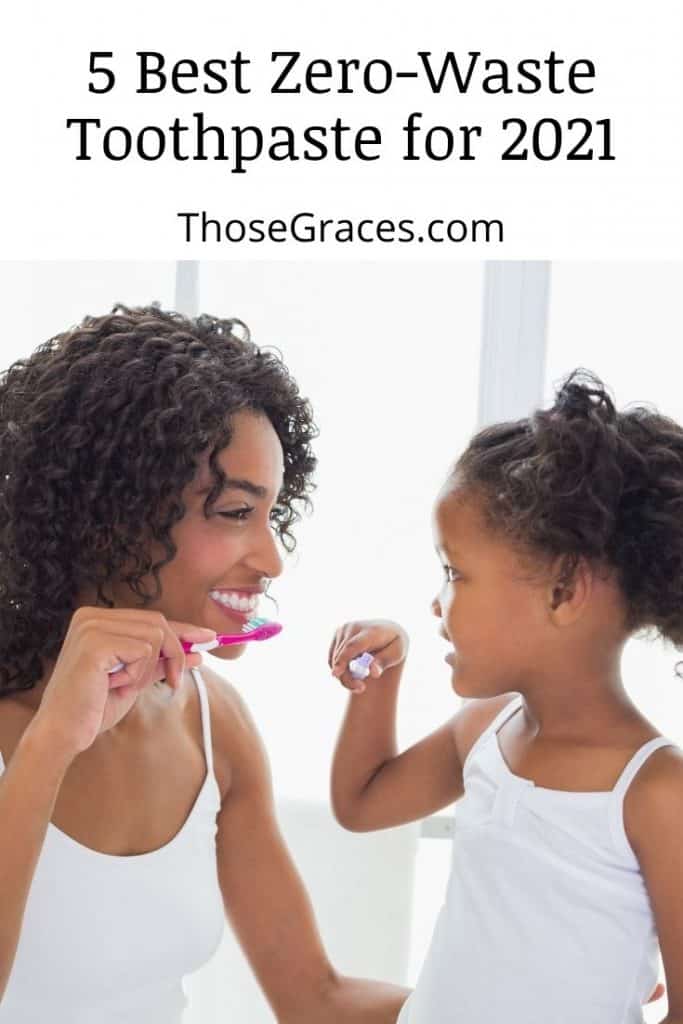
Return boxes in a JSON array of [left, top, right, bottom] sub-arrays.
[[209, 590, 259, 614]]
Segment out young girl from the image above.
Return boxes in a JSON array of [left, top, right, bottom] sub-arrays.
[[0, 305, 408, 1023], [329, 371, 682, 1024]]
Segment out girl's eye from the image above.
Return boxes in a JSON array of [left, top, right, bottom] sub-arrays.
[[217, 507, 254, 522], [443, 565, 460, 583]]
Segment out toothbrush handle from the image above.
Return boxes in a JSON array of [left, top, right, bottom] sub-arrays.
[[349, 652, 374, 680], [107, 626, 280, 673], [182, 639, 220, 653], [107, 636, 228, 672]]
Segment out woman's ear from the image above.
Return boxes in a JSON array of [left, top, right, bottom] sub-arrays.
[[548, 554, 592, 626]]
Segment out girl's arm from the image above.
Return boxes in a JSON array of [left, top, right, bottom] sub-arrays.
[[207, 667, 409, 1024], [624, 746, 683, 1023], [332, 669, 463, 831], [0, 718, 73, 1000], [329, 619, 515, 832]]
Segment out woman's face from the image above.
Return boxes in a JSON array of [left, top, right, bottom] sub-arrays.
[[112, 409, 285, 659]]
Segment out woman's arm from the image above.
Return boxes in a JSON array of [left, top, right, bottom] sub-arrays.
[[207, 668, 409, 1024], [0, 718, 73, 1000], [625, 745, 683, 1023], [0, 607, 212, 1003]]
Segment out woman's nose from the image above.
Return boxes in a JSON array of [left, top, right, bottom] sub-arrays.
[[431, 596, 442, 617], [248, 524, 284, 580]]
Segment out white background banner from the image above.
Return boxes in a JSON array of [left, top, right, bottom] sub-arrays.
[[3, 0, 682, 259]]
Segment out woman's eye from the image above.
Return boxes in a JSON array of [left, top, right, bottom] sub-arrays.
[[217, 507, 254, 521], [443, 565, 460, 583]]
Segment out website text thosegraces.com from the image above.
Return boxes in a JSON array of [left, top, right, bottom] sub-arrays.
[[176, 210, 505, 246]]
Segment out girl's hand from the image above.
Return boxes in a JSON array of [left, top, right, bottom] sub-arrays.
[[32, 607, 216, 762], [328, 619, 409, 694]]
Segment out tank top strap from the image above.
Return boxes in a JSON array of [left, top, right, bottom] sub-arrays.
[[463, 694, 523, 775], [190, 668, 214, 776], [608, 735, 675, 863], [611, 736, 674, 800], [488, 694, 524, 734]]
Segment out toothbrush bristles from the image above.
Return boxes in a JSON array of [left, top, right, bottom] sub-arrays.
[[244, 616, 268, 631]]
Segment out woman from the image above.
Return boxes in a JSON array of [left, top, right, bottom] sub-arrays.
[[0, 305, 408, 1022]]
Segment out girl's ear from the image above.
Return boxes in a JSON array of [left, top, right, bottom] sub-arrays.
[[548, 554, 592, 626]]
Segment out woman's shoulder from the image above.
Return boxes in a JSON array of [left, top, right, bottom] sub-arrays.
[[197, 663, 259, 733], [0, 693, 37, 768], [193, 664, 270, 801]]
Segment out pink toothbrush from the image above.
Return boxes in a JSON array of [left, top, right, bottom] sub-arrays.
[[108, 617, 282, 674], [183, 616, 282, 652]]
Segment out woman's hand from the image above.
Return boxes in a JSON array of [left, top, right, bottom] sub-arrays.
[[32, 607, 216, 762], [328, 619, 409, 694]]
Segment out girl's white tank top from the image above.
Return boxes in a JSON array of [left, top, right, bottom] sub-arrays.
[[0, 668, 225, 1023], [398, 695, 674, 1024]]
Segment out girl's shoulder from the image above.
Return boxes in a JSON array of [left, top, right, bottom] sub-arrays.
[[620, 741, 683, 1020], [452, 692, 520, 772], [623, 740, 683, 849]]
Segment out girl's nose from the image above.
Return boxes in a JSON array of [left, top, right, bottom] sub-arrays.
[[431, 596, 442, 617]]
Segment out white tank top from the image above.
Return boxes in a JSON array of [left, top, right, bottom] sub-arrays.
[[399, 695, 674, 1024], [0, 668, 225, 1023]]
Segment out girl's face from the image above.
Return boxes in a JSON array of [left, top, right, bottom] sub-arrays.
[[432, 485, 553, 698], [112, 409, 285, 660]]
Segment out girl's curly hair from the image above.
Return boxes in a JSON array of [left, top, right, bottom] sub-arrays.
[[0, 304, 318, 694], [454, 369, 683, 656]]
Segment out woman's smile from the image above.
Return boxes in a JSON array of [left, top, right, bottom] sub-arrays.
[[208, 588, 263, 619], [207, 588, 266, 634]]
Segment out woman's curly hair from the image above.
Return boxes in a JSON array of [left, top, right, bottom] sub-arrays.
[[454, 369, 683, 657], [0, 304, 318, 694]]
